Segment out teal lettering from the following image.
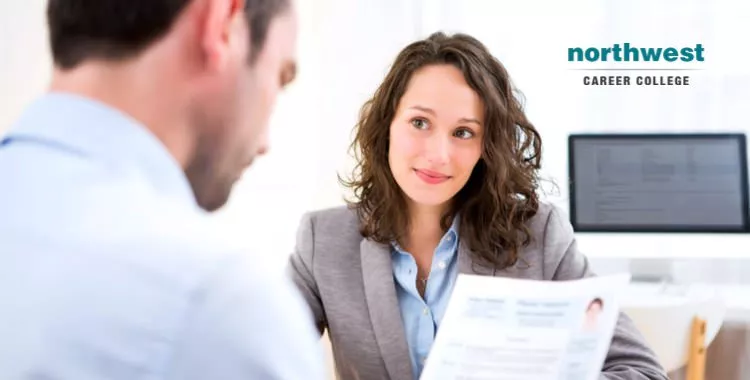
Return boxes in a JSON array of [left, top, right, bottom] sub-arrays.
[[568, 43, 705, 62], [663, 47, 678, 62], [640, 48, 663, 61], [585, 48, 599, 61], [624, 43, 639, 61], [612, 44, 623, 61], [568, 47, 584, 61], [680, 47, 695, 62], [695, 44, 705, 61]]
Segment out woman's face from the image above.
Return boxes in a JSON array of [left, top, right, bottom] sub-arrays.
[[588, 302, 603, 315], [388, 64, 484, 209]]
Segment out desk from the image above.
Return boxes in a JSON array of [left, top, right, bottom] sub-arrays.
[[626, 283, 750, 321], [669, 320, 750, 380], [624, 283, 750, 380]]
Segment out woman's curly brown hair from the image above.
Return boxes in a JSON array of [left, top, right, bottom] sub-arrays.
[[339, 31, 543, 270]]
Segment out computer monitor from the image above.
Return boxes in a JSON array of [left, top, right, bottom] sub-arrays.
[[568, 133, 749, 233]]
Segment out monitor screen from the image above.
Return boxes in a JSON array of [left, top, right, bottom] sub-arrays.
[[568, 133, 749, 232]]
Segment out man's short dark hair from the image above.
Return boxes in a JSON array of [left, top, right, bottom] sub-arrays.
[[47, 0, 290, 69]]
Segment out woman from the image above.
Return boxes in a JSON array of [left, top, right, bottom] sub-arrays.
[[289, 32, 667, 380]]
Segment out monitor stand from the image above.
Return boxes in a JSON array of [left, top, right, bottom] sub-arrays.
[[629, 258, 673, 283]]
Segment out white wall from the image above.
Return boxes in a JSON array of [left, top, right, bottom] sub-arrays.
[[0, 0, 50, 132]]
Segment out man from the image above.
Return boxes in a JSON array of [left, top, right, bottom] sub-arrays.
[[0, 1, 325, 379]]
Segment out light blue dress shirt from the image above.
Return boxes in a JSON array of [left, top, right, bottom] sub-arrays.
[[391, 216, 460, 379], [0, 93, 325, 380]]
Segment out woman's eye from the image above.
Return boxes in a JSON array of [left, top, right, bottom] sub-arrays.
[[411, 118, 429, 130], [454, 128, 475, 139]]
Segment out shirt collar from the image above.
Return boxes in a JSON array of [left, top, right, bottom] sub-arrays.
[[5, 92, 196, 207]]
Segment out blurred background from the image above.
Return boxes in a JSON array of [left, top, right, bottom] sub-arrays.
[[3, 0, 750, 270], [3, 1, 750, 378]]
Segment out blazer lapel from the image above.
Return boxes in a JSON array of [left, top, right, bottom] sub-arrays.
[[360, 239, 413, 380], [457, 241, 530, 279], [457, 241, 496, 276]]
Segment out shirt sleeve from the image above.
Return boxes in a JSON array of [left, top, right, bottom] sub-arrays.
[[166, 252, 327, 380]]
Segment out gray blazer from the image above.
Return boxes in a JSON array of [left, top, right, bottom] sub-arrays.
[[288, 203, 668, 380]]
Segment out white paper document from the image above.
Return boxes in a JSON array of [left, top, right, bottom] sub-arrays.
[[420, 273, 631, 380]]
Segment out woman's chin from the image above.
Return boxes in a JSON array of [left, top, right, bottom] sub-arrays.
[[404, 191, 455, 208]]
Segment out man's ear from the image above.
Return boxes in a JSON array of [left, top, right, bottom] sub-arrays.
[[199, 0, 247, 71]]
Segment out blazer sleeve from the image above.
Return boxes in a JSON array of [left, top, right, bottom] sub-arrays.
[[287, 212, 327, 335], [543, 206, 669, 380]]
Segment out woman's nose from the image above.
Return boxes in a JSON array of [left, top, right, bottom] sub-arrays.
[[424, 134, 450, 165]]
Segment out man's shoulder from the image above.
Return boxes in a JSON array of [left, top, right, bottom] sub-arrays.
[[58, 187, 264, 284], [125, 201, 266, 276]]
